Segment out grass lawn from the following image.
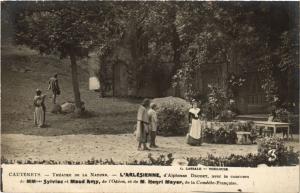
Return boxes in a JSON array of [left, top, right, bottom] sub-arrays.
[[1, 45, 140, 136]]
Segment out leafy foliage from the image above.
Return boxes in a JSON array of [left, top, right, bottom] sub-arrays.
[[13, 2, 123, 111], [257, 137, 299, 166], [172, 2, 298, 111], [188, 138, 299, 167], [6, 1, 299, 108], [15, 2, 120, 57], [202, 127, 237, 144], [272, 108, 299, 134], [200, 83, 237, 121], [152, 97, 190, 136], [202, 120, 258, 144]]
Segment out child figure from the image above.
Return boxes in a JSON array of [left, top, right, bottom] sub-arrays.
[[148, 103, 158, 148]]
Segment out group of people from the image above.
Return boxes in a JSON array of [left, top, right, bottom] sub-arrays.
[[34, 75, 205, 148], [33, 74, 60, 128], [136, 98, 159, 150], [135, 98, 205, 151]]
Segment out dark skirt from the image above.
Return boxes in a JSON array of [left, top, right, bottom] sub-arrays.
[[186, 134, 202, 146]]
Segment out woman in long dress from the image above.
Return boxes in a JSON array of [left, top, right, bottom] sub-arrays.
[[33, 89, 46, 128], [187, 100, 203, 146], [136, 98, 151, 150]]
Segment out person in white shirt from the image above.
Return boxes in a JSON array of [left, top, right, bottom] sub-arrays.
[[187, 99, 203, 146], [148, 103, 158, 148]]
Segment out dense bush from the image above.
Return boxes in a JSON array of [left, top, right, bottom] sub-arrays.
[[257, 137, 299, 166], [152, 97, 190, 136], [274, 108, 299, 133], [289, 114, 299, 134], [217, 110, 237, 122], [273, 108, 299, 134], [188, 137, 299, 167], [202, 127, 237, 144], [202, 121, 257, 144], [200, 84, 238, 121]]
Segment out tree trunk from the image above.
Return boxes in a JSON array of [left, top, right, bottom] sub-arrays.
[[171, 24, 181, 97], [128, 24, 140, 96], [69, 51, 82, 112]]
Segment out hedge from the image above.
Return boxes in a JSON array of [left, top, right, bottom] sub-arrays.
[[152, 96, 190, 136]]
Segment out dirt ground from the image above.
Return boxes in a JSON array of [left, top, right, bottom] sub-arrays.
[[2, 134, 299, 163], [1, 134, 257, 163]]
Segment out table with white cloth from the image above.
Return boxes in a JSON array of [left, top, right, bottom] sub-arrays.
[[253, 121, 290, 140]]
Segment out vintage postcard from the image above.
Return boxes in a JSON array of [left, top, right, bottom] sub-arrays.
[[1, 1, 299, 193]]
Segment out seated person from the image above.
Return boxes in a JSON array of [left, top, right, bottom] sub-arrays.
[[268, 110, 276, 122], [261, 110, 277, 137], [259, 110, 276, 136]]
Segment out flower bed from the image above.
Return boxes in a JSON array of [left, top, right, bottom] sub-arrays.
[[202, 127, 237, 144], [204, 120, 254, 132], [189, 137, 299, 167], [202, 121, 256, 144], [257, 137, 299, 165]]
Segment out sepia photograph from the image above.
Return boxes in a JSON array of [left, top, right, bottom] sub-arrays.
[[1, 1, 299, 192]]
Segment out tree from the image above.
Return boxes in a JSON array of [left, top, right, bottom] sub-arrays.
[[172, 1, 298, 108], [173, 2, 261, 98], [253, 2, 299, 111], [96, 2, 182, 96], [14, 2, 119, 113]]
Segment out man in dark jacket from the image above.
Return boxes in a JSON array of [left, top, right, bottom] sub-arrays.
[[48, 74, 60, 104]]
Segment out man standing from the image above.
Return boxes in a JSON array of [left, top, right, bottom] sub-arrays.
[[48, 73, 60, 104], [136, 99, 151, 151], [148, 103, 158, 148]]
